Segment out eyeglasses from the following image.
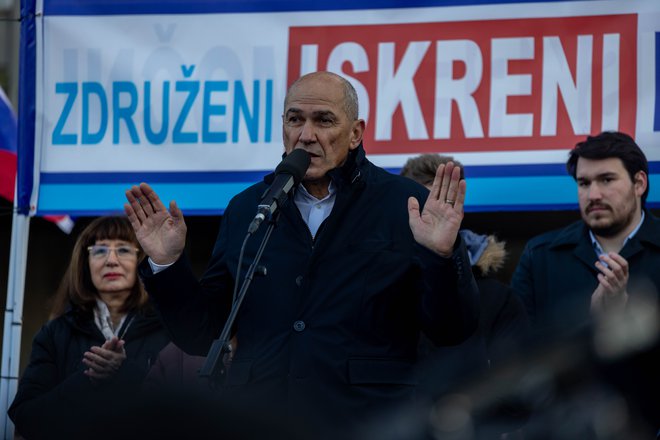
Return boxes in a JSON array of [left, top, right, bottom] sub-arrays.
[[87, 245, 139, 260]]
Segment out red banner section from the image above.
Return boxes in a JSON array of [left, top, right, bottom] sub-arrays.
[[288, 14, 637, 154]]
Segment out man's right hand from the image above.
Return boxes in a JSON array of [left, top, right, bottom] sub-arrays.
[[590, 252, 629, 315], [124, 182, 187, 265]]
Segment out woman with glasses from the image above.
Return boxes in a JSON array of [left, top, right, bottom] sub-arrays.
[[8, 216, 170, 439]]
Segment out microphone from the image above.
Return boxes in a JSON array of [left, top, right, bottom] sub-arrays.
[[247, 148, 311, 234]]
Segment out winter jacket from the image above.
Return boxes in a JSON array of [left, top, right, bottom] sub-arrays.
[[418, 234, 529, 388], [8, 305, 170, 439], [140, 145, 479, 434], [511, 210, 660, 335]]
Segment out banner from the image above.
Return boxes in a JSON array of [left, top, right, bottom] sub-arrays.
[[20, 0, 660, 215]]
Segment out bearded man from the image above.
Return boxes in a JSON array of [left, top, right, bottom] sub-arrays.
[[511, 131, 660, 333]]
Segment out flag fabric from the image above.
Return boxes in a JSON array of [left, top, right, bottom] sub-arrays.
[[0, 85, 17, 202], [42, 214, 75, 234], [1, 85, 74, 234]]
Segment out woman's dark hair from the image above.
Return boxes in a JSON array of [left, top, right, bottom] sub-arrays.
[[49, 216, 147, 319], [566, 131, 649, 205]]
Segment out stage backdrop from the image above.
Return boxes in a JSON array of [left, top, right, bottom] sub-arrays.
[[19, 0, 660, 216]]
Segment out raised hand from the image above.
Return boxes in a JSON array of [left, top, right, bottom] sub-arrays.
[[124, 182, 187, 265], [590, 252, 629, 314], [408, 162, 466, 257], [82, 337, 127, 381]]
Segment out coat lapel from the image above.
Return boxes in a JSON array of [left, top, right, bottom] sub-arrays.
[[621, 210, 660, 260], [549, 220, 597, 271]]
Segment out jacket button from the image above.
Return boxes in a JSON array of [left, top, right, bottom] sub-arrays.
[[293, 320, 306, 332], [295, 275, 303, 287]]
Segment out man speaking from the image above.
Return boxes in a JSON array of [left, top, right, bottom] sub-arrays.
[[124, 71, 479, 436]]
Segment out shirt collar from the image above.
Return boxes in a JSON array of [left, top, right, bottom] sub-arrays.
[[293, 180, 337, 239], [589, 210, 645, 256], [296, 179, 337, 202]]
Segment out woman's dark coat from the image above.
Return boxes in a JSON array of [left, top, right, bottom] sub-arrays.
[[8, 306, 169, 439]]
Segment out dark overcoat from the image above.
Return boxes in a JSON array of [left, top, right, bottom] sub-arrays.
[[8, 306, 169, 439], [140, 146, 480, 434], [511, 211, 660, 333]]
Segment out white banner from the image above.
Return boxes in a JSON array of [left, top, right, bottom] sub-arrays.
[[27, 0, 660, 214]]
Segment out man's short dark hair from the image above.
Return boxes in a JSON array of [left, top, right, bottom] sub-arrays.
[[400, 153, 465, 187], [566, 131, 649, 205]]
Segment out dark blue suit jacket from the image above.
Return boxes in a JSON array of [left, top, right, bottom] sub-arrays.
[[140, 146, 479, 435], [512, 210, 660, 334]]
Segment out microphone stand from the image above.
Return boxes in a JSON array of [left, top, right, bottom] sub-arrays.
[[198, 211, 280, 386]]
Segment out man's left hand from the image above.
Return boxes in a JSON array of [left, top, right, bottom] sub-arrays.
[[408, 162, 465, 257]]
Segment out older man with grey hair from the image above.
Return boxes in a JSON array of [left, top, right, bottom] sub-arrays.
[[124, 71, 479, 436]]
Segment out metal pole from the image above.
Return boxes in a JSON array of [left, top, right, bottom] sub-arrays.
[[1, 204, 30, 439]]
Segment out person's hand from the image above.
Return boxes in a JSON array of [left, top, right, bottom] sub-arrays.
[[408, 162, 466, 257], [124, 182, 187, 264], [590, 252, 629, 314], [83, 337, 127, 382]]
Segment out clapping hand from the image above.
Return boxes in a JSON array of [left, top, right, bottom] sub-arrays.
[[83, 337, 127, 381], [590, 252, 629, 314]]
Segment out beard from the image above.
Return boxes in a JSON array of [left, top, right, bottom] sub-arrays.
[[584, 203, 638, 238]]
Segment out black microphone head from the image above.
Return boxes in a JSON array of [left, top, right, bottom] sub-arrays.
[[275, 149, 311, 185]]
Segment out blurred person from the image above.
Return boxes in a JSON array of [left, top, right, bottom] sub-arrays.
[[124, 71, 479, 436], [402, 154, 530, 438], [142, 335, 236, 394], [401, 154, 529, 366], [8, 216, 170, 439], [142, 342, 208, 393]]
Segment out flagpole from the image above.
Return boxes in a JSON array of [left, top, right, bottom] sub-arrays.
[[1, 0, 37, 435], [0, 183, 30, 439]]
